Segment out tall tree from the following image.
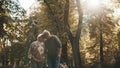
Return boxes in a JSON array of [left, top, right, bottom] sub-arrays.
[[64, 0, 83, 68], [0, 0, 25, 67], [87, 0, 118, 67], [43, 0, 83, 67], [43, 0, 69, 64]]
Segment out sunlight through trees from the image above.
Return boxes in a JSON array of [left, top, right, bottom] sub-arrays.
[[0, 0, 120, 68]]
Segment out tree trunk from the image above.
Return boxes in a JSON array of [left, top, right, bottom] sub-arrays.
[[71, 38, 82, 68], [64, 0, 83, 68], [44, 0, 61, 32], [117, 31, 120, 49], [100, 23, 104, 68], [62, 42, 68, 65]]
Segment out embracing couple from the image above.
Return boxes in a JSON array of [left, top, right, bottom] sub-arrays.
[[28, 30, 62, 68]]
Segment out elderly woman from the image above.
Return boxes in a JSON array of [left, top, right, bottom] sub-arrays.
[[28, 34, 46, 68]]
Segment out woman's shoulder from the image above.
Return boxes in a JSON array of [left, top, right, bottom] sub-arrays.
[[31, 41, 37, 45]]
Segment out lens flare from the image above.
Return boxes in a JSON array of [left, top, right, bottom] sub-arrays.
[[86, 0, 100, 9]]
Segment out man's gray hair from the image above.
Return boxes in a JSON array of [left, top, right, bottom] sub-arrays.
[[42, 30, 50, 35]]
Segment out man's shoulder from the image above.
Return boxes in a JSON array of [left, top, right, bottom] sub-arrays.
[[52, 35, 58, 38]]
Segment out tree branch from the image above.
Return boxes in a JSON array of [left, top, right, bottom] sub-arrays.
[[75, 0, 83, 41], [64, 0, 73, 41], [44, 0, 60, 32]]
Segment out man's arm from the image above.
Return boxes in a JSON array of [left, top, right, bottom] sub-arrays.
[[58, 47, 62, 58], [54, 35, 62, 58]]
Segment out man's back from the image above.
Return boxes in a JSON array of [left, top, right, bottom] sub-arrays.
[[44, 35, 62, 57]]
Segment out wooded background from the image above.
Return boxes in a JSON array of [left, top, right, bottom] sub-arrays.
[[0, 0, 120, 68]]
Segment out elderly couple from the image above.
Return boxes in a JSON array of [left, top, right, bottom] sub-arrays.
[[28, 30, 62, 68]]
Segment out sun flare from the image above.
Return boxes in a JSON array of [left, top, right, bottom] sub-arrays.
[[19, 0, 35, 10], [18, 0, 36, 16], [87, 0, 100, 8], [85, 0, 101, 10]]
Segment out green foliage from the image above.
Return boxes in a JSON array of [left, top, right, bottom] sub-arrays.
[[1, 0, 120, 67], [0, 0, 25, 37], [80, 0, 120, 65], [10, 43, 25, 59]]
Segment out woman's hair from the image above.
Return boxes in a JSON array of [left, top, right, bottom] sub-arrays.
[[37, 34, 42, 40]]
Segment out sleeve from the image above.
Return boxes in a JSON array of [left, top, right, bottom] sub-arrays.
[[28, 43, 34, 59], [54, 35, 62, 48], [28, 46, 32, 59]]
